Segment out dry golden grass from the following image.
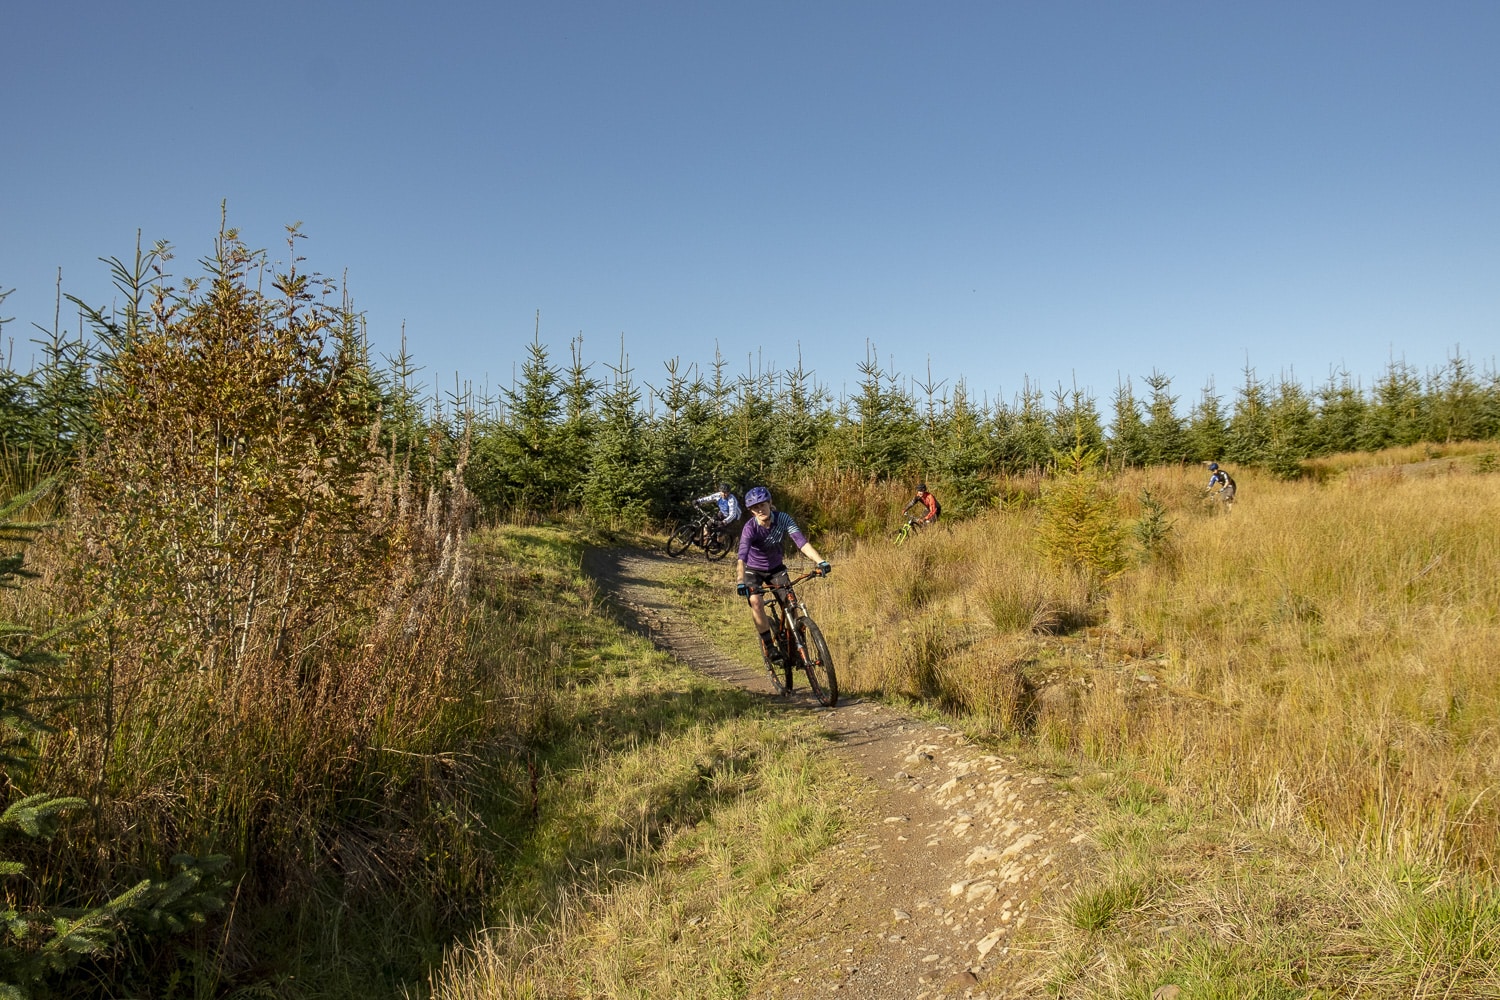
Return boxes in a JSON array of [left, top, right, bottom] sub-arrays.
[[1302, 440, 1499, 482], [814, 457, 1500, 871], [1113, 465, 1500, 867]]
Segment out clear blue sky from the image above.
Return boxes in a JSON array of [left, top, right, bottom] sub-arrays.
[[4, 2, 1497, 412]]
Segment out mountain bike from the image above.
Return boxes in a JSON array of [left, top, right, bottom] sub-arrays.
[[1202, 488, 1235, 514], [666, 505, 733, 560], [892, 514, 924, 545], [744, 569, 837, 707]]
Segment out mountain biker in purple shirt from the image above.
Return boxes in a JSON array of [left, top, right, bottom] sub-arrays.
[[734, 485, 829, 664]]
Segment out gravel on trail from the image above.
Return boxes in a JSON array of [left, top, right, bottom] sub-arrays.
[[583, 546, 1093, 999]]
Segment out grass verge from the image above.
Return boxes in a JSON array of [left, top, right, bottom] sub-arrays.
[[420, 526, 854, 999], [1028, 770, 1500, 999]]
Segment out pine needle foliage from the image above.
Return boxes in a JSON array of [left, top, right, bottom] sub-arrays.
[[0, 289, 91, 494], [584, 345, 659, 525], [1132, 488, 1175, 565], [1142, 370, 1188, 466], [1186, 380, 1230, 463], [935, 380, 996, 516], [1108, 379, 1149, 470], [469, 330, 570, 512], [1038, 436, 1128, 584]]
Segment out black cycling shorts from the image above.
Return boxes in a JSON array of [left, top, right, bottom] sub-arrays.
[[744, 566, 791, 596]]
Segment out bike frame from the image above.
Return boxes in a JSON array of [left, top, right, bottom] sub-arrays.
[[744, 569, 837, 706], [667, 505, 733, 560], [746, 570, 818, 663]]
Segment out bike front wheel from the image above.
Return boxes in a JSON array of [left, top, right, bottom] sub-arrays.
[[705, 533, 732, 561], [665, 522, 697, 558], [796, 616, 838, 707]]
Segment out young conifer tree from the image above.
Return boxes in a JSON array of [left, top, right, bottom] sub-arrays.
[[583, 342, 658, 524], [768, 351, 831, 474], [938, 379, 996, 516], [488, 329, 567, 512], [1186, 380, 1229, 463], [1360, 357, 1425, 451], [1000, 379, 1053, 473], [1049, 383, 1105, 459], [1039, 425, 1127, 584], [1107, 378, 1149, 469], [1426, 351, 1483, 444], [845, 347, 921, 477], [1266, 373, 1316, 479], [555, 335, 600, 508], [1479, 366, 1500, 442], [651, 357, 709, 505], [1312, 368, 1366, 456], [1142, 370, 1188, 466], [728, 366, 776, 485], [1227, 363, 1272, 464]]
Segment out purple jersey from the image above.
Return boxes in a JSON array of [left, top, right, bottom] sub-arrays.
[[738, 510, 807, 572]]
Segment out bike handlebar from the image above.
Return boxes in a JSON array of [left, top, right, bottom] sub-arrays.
[[742, 568, 827, 598]]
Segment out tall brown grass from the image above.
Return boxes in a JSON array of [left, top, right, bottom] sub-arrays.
[[814, 457, 1500, 871], [1, 229, 528, 987]]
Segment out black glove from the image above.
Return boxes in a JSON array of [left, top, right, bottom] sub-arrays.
[[736, 582, 750, 597], [816, 561, 831, 576]]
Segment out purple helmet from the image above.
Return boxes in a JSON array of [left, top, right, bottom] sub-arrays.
[[744, 485, 772, 507]]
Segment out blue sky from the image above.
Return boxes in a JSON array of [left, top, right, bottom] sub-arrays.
[[4, 2, 1497, 412]]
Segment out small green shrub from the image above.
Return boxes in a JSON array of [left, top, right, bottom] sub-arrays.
[[1038, 443, 1128, 583], [1133, 488, 1175, 565]]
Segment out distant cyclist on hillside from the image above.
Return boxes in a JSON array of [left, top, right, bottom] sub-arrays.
[[903, 483, 941, 527], [1206, 462, 1236, 507], [735, 486, 829, 665]]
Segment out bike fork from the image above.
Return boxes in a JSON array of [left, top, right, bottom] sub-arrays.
[[787, 612, 810, 664]]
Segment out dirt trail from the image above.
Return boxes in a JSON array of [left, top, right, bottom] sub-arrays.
[[582, 547, 1092, 1000]]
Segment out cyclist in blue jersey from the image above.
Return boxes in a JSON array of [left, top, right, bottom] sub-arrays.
[[735, 486, 829, 664], [1206, 462, 1236, 506], [694, 483, 743, 545]]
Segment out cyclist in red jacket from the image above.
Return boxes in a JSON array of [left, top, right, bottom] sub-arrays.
[[904, 483, 941, 526]]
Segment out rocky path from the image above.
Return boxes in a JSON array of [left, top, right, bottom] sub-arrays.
[[582, 547, 1092, 1000]]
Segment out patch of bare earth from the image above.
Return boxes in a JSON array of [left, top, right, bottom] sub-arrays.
[[583, 546, 1093, 999]]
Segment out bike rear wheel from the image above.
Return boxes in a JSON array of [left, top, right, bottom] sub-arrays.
[[796, 616, 838, 707], [665, 522, 696, 557]]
